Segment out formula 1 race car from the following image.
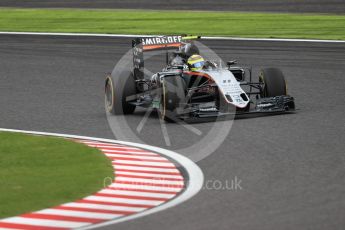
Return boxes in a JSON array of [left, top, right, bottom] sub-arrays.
[[105, 35, 295, 122]]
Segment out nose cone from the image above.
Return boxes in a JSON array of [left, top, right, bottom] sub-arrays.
[[203, 69, 249, 108]]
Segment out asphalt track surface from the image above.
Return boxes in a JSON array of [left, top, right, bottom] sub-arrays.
[[0, 0, 345, 14], [0, 35, 344, 230]]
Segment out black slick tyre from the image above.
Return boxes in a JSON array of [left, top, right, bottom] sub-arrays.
[[105, 71, 136, 115], [259, 68, 287, 97]]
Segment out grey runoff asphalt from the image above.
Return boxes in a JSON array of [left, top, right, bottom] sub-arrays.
[[0, 35, 344, 229]]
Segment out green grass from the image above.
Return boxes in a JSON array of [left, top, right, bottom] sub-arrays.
[[0, 132, 114, 218], [0, 8, 344, 40]]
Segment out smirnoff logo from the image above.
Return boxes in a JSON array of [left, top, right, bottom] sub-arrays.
[[142, 36, 182, 46]]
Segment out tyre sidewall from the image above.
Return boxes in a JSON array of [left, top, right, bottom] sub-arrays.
[[105, 71, 136, 115], [259, 68, 287, 97], [160, 76, 186, 121]]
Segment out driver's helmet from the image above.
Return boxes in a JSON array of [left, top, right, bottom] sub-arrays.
[[187, 54, 205, 71]]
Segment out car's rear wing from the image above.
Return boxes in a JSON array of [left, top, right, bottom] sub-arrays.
[[133, 35, 183, 51], [132, 35, 200, 80]]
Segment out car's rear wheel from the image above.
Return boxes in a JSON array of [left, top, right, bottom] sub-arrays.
[[159, 76, 186, 122], [105, 71, 136, 115], [259, 68, 287, 97]]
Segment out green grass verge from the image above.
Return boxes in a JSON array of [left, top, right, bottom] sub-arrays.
[[0, 8, 344, 40], [0, 132, 114, 219]]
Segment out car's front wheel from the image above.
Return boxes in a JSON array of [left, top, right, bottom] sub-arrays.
[[259, 68, 287, 97]]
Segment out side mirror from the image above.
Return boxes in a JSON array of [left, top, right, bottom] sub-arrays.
[[227, 60, 237, 66]]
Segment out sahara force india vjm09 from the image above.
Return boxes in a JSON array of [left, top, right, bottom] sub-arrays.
[[105, 35, 295, 122]]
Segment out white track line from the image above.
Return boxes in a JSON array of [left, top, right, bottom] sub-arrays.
[[202, 36, 345, 43], [0, 128, 204, 229], [0, 31, 344, 43]]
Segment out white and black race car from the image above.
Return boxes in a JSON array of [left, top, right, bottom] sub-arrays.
[[105, 35, 295, 122]]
